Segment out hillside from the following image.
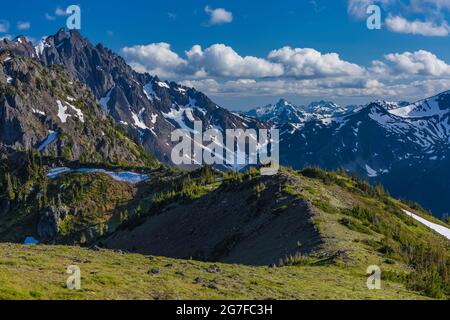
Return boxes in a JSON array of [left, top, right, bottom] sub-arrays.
[[0, 53, 156, 167], [1, 30, 266, 167], [263, 93, 450, 217], [4, 29, 450, 218], [1, 164, 448, 299], [0, 28, 449, 301], [0, 243, 428, 300]]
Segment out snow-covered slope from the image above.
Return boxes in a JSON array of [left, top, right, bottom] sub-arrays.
[[276, 91, 450, 216], [2, 29, 266, 167], [245, 99, 351, 126], [388, 92, 450, 119], [403, 210, 450, 240]]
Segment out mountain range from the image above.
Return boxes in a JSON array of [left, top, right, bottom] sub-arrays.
[[0, 28, 449, 300], [2, 29, 450, 217], [3, 30, 263, 167], [245, 99, 351, 125], [245, 96, 450, 217]]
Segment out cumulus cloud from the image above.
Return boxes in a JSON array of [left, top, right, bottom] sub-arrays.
[[122, 43, 284, 78], [122, 40, 450, 102], [186, 44, 284, 78], [386, 15, 450, 36], [17, 21, 31, 31], [205, 6, 233, 25], [121, 43, 187, 78], [181, 77, 392, 99], [384, 50, 450, 76], [122, 42, 366, 80], [268, 47, 366, 78], [182, 76, 450, 103]]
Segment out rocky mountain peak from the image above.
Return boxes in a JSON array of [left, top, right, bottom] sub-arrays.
[[2, 28, 267, 167], [0, 54, 155, 167]]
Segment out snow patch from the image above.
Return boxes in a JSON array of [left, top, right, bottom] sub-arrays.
[[143, 82, 161, 101], [389, 96, 447, 119], [403, 210, 450, 240], [32, 109, 46, 116], [100, 88, 113, 111], [67, 102, 84, 123], [132, 108, 150, 130], [176, 87, 186, 94], [163, 107, 196, 133], [57, 100, 70, 123], [34, 37, 51, 57], [56, 100, 84, 123], [157, 81, 170, 89]]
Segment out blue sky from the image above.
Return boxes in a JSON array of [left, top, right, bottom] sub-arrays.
[[2, 0, 450, 109]]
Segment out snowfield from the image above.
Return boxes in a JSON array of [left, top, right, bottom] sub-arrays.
[[56, 100, 85, 123], [100, 88, 113, 111], [403, 210, 450, 240]]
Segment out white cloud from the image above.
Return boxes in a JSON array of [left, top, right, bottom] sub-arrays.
[[55, 7, 68, 16], [122, 41, 450, 102], [347, 0, 393, 20], [186, 44, 284, 78], [347, 0, 450, 20], [386, 15, 450, 36], [384, 50, 450, 76], [348, 1, 450, 37], [0, 20, 10, 33], [369, 60, 391, 75], [122, 42, 365, 80], [268, 47, 366, 78], [45, 13, 56, 20], [205, 6, 233, 25], [181, 77, 392, 99], [406, 0, 450, 15], [121, 43, 187, 78], [182, 76, 450, 104], [17, 21, 31, 31]]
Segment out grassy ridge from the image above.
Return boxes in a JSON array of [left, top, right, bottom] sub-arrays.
[[0, 165, 449, 300], [0, 243, 427, 300]]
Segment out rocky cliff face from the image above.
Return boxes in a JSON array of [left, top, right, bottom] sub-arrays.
[[0, 51, 155, 167], [28, 29, 266, 166]]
